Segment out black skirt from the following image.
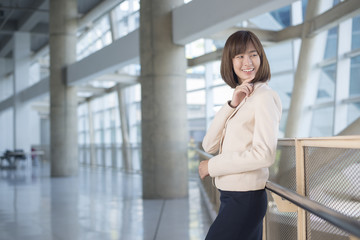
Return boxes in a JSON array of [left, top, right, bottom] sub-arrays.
[[205, 189, 267, 240]]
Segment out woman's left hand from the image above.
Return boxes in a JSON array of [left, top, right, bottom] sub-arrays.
[[199, 160, 209, 179], [230, 82, 254, 107]]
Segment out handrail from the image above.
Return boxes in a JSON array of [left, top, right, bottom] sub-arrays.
[[195, 148, 360, 238], [265, 181, 360, 238]]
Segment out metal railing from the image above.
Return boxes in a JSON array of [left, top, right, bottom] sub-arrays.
[[265, 181, 360, 238], [195, 135, 360, 240]]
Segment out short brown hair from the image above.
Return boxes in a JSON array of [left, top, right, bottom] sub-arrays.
[[220, 31, 271, 88]]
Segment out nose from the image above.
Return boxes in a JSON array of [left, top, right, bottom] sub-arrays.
[[243, 55, 252, 66]]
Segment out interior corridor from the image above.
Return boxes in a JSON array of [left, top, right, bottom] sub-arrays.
[[0, 163, 212, 240]]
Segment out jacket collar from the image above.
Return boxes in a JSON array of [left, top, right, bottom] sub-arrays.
[[248, 81, 268, 97], [253, 81, 268, 90]]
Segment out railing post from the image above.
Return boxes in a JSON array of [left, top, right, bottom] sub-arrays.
[[295, 138, 307, 240], [263, 215, 267, 240]]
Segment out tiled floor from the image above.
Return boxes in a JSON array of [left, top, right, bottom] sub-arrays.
[[0, 163, 212, 240]]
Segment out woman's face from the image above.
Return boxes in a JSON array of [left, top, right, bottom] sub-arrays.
[[232, 42, 260, 84]]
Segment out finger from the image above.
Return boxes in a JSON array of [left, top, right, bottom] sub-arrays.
[[243, 84, 253, 94], [199, 169, 204, 179], [240, 87, 249, 95]]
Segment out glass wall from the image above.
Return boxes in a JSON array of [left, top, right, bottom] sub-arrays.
[[352, 16, 360, 50], [350, 55, 360, 97], [78, 103, 90, 164], [77, 15, 112, 60], [316, 64, 336, 104], [184, 3, 360, 141], [77, 83, 142, 172], [112, 0, 140, 39]]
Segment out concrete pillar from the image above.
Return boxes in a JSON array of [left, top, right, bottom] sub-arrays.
[[49, 0, 78, 176], [116, 84, 132, 171], [284, 0, 332, 138], [140, 0, 188, 198], [13, 32, 31, 151]]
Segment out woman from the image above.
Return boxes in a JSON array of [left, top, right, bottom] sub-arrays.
[[198, 31, 282, 240]]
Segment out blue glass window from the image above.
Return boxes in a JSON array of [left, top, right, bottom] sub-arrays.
[[350, 55, 360, 96], [352, 15, 360, 50], [316, 64, 336, 103], [302, 0, 308, 20], [324, 27, 338, 59], [270, 5, 291, 27]]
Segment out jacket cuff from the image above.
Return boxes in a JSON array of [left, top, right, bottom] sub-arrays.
[[227, 100, 236, 108], [208, 157, 216, 177]]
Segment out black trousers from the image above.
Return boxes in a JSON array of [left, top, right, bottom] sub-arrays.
[[205, 189, 267, 240]]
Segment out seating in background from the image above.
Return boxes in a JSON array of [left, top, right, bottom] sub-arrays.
[[0, 149, 27, 169]]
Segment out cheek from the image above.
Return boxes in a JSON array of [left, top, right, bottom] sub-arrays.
[[232, 60, 241, 70], [232, 60, 237, 68], [255, 58, 261, 67]]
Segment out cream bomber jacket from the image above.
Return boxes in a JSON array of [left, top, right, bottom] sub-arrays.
[[202, 82, 282, 191]]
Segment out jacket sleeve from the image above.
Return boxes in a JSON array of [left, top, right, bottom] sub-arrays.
[[202, 103, 235, 154], [208, 91, 282, 177]]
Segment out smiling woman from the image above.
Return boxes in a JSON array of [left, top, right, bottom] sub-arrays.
[[220, 31, 271, 90], [231, 43, 260, 86], [199, 31, 282, 240]]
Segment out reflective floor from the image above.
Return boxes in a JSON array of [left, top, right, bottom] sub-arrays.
[[0, 163, 211, 240]]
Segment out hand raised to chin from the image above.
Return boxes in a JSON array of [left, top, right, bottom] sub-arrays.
[[229, 82, 254, 108]]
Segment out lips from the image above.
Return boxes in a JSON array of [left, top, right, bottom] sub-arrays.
[[242, 68, 254, 72]]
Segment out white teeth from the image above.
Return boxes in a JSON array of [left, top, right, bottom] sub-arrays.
[[242, 68, 254, 72]]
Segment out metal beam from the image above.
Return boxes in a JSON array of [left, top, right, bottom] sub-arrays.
[[187, 48, 223, 67], [0, 0, 48, 57], [0, 96, 14, 112], [307, 0, 360, 37], [94, 73, 139, 84], [0, 20, 18, 34], [0, 37, 13, 57], [31, 22, 49, 35], [172, 0, 297, 45], [77, 86, 106, 94], [18, 0, 48, 32], [276, 24, 303, 41], [209, 27, 278, 42], [66, 29, 139, 86], [18, 77, 49, 102]]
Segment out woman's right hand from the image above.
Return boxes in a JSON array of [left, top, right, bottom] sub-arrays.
[[198, 160, 209, 179], [230, 82, 254, 107]]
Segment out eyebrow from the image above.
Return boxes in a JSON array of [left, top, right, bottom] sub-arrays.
[[234, 49, 258, 56]]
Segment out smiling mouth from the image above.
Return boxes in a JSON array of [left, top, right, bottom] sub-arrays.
[[242, 68, 254, 72]]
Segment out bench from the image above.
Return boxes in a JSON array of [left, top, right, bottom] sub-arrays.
[[0, 149, 27, 169]]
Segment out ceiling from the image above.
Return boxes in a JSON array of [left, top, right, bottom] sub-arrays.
[[0, 0, 104, 58]]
